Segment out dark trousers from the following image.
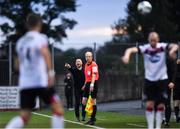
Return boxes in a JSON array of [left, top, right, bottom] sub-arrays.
[[65, 89, 73, 109], [74, 90, 86, 118], [165, 89, 172, 123]]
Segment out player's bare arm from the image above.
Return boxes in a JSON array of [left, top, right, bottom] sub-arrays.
[[168, 82, 175, 89], [40, 46, 55, 87], [90, 74, 96, 92], [169, 43, 179, 59], [82, 82, 86, 90], [122, 47, 138, 64]]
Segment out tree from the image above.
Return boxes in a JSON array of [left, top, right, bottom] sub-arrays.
[[54, 48, 76, 74], [0, 0, 77, 44], [102, 0, 180, 75], [111, 19, 130, 43], [126, 0, 180, 42]]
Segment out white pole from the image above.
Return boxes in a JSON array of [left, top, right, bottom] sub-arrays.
[[93, 42, 97, 62], [178, 42, 180, 59], [52, 43, 55, 70], [135, 42, 139, 75], [9, 42, 12, 86]]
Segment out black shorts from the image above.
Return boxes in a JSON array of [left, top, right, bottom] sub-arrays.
[[174, 80, 180, 100], [83, 81, 98, 99], [20, 87, 57, 110], [144, 79, 168, 103], [173, 89, 180, 100]]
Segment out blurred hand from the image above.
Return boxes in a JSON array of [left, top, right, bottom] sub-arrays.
[[82, 98, 87, 105], [122, 56, 129, 64], [169, 51, 177, 59], [177, 59, 180, 64], [48, 75, 55, 87], [168, 82, 174, 89], [90, 86, 94, 92], [65, 63, 71, 69], [81, 85, 85, 91]]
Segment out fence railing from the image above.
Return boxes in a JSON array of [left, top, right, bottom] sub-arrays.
[[0, 42, 143, 86], [2, 42, 177, 103]]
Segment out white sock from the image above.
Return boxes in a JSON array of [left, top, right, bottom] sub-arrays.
[[156, 111, 163, 129], [5, 116, 24, 129], [146, 110, 154, 129], [52, 115, 64, 129]]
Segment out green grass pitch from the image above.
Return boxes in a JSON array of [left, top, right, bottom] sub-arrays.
[[0, 109, 179, 128]]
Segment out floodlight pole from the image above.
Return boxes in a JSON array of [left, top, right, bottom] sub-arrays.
[[178, 42, 180, 59], [93, 42, 97, 62], [135, 42, 139, 75], [9, 42, 12, 86], [51, 43, 55, 70]]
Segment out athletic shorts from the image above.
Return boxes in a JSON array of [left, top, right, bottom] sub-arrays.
[[20, 87, 58, 110], [173, 80, 180, 100], [83, 81, 98, 99], [173, 89, 180, 100], [144, 79, 168, 103], [174, 80, 180, 100]]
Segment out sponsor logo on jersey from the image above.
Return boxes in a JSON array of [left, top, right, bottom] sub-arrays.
[[87, 71, 91, 76], [149, 55, 160, 63]]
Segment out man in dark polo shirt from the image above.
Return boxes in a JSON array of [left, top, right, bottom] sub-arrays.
[[82, 51, 99, 125], [162, 56, 176, 127], [65, 59, 86, 121], [173, 59, 180, 123]]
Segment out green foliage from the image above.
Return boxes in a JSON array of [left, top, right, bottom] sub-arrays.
[[54, 47, 93, 74], [127, 0, 180, 42], [96, 0, 180, 75], [96, 42, 140, 74], [0, 0, 77, 44], [111, 19, 130, 43]]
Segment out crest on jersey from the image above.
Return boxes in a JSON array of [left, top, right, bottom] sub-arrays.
[[87, 71, 91, 76], [92, 66, 98, 73], [149, 55, 160, 63]]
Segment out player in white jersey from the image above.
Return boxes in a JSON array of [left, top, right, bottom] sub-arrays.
[[122, 32, 178, 129], [5, 13, 64, 129]]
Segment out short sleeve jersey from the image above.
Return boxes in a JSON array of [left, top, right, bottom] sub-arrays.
[[138, 42, 168, 81], [84, 61, 99, 83], [16, 31, 48, 89]]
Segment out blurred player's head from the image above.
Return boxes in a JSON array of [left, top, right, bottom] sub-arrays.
[[66, 73, 71, 79], [26, 13, 42, 32], [76, 59, 83, 68], [148, 32, 160, 48], [85, 51, 93, 64]]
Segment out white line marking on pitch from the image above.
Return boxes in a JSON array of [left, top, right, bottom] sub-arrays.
[[32, 112, 105, 129], [127, 123, 146, 128], [96, 117, 107, 121]]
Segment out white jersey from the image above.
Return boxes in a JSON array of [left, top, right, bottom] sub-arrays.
[[138, 43, 168, 81], [16, 31, 48, 89]]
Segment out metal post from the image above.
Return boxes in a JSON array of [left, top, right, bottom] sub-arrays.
[[178, 42, 180, 59], [9, 42, 12, 86], [135, 42, 139, 75], [51, 43, 55, 70], [135, 42, 144, 108], [93, 42, 97, 62]]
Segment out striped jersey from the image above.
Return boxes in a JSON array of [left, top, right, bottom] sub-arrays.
[[16, 31, 48, 89], [138, 43, 168, 81]]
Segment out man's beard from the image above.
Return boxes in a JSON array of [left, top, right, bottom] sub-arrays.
[[77, 65, 82, 69]]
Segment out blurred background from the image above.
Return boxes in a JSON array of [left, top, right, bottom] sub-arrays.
[[1, 0, 180, 105]]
